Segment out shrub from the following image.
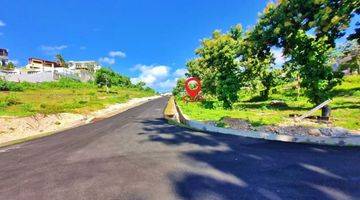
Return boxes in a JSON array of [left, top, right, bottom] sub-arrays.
[[0, 94, 21, 108], [0, 79, 24, 91]]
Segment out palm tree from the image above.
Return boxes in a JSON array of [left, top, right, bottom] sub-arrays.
[[55, 54, 68, 68]]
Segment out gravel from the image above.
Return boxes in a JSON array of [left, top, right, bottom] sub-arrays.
[[209, 117, 354, 137]]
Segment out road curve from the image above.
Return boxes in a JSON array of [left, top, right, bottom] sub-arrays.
[[0, 97, 359, 200]]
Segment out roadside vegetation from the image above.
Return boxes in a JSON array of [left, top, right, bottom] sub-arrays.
[[178, 75, 360, 130], [0, 69, 156, 116], [174, 0, 359, 130]]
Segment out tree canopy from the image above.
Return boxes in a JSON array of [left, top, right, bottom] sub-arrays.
[[178, 0, 359, 110]]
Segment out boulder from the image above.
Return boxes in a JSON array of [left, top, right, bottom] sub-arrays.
[[331, 127, 349, 137], [222, 117, 252, 130], [269, 100, 288, 108], [308, 128, 321, 136]]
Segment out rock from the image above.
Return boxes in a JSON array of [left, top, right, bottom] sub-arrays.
[[256, 125, 277, 133], [319, 127, 349, 137], [276, 126, 309, 136], [269, 100, 288, 108], [319, 128, 332, 136], [331, 127, 349, 137], [205, 121, 217, 127], [308, 129, 321, 136], [221, 117, 252, 130]]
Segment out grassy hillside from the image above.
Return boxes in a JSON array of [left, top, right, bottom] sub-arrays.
[[178, 75, 360, 130], [0, 79, 156, 117]]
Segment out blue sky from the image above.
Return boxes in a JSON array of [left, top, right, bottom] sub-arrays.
[[0, 0, 358, 92]]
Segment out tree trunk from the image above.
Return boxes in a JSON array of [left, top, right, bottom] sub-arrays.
[[321, 105, 331, 117], [296, 74, 300, 99]]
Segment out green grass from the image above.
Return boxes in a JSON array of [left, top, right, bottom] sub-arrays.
[[178, 75, 360, 130], [0, 79, 156, 117]]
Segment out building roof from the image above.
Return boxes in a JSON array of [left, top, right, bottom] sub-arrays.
[[28, 58, 61, 67]]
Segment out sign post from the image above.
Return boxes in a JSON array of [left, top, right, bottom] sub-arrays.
[[183, 77, 202, 102]]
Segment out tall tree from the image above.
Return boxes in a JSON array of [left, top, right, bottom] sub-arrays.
[[172, 78, 186, 96], [291, 30, 343, 104], [248, 0, 358, 116], [55, 54, 68, 68], [186, 58, 217, 96], [194, 25, 244, 108]]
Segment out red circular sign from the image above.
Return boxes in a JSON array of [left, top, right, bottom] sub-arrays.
[[185, 77, 201, 98]]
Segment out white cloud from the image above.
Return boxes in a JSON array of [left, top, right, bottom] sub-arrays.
[[131, 64, 188, 92], [131, 64, 169, 86], [271, 48, 285, 66], [109, 51, 126, 58], [40, 45, 68, 55], [98, 50, 126, 65], [99, 57, 115, 65], [0, 20, 5, 27], [173, 68, 187, 77], [158, 79, 177, 89]]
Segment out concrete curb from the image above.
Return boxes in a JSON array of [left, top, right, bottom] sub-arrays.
[[0, 95, 162, 148], [166, 98, 360, 146]]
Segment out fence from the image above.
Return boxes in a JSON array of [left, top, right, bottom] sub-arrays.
[[0, 71, 94, 83]]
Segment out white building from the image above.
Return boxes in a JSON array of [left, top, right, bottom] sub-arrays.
[[67, 61, 101, 73], [24, 58, 64, 74]]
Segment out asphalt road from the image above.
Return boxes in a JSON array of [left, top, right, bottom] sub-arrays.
[[0, 97, 359, 200]]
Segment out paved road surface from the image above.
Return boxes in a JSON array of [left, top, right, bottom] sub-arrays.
[[0, 97, 359, 200]]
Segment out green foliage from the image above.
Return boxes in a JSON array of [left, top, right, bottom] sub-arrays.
[[4, 62, 15, 70], [55, 54, 68, 68], [0, 79, 24, 91], [186, 58, 217, 95], [0, 62, 16, 70], [0, 81, 156, 117], [17, 78, 89, 90], [172, 78, 185, 96], [260, 69, 283, 100], [95, 68, 132, 91], [95, 68, 112, 90], [192, 25, 244, 109], [178, 75, 360, 130], [289, 30, 344, 104], [245, 0, 358, 105], [332, 40, 360, 74]]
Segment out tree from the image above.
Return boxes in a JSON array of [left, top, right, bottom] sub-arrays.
[[193, 25, 244, 109], [332, 41, 360, 74], [186, 58, 217, 95], [95, 68, 112, 93], [2, 62, 15, 70], [240, 32, 277, 100], [248, 0, 358, 116], [55, 54, 68, 68], [289, 30, 343, 115], [172, 78, 185, 96], [135, 81, 146, 89]]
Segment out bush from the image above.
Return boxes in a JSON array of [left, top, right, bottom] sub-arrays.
[[0, 79, 24, 91], [0, 94, 21, 108], [95, 68, 132, 88]]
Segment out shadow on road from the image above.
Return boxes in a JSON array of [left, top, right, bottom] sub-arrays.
[[140, 118, 360, 200]]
